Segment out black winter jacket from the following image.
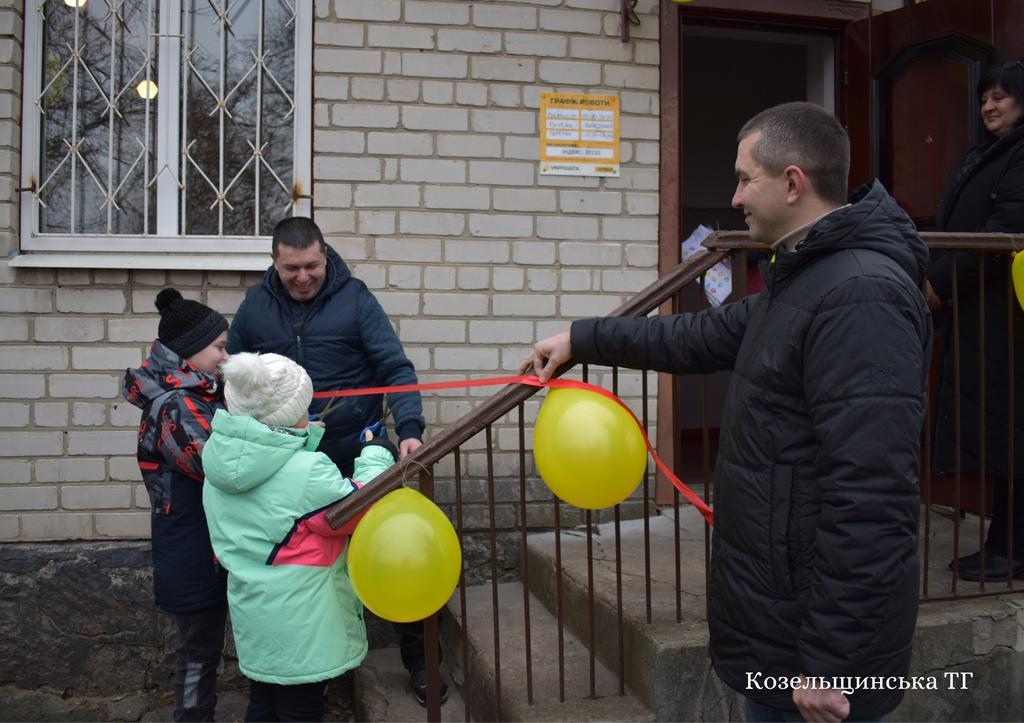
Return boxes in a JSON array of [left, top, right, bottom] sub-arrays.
[[929, 123, 1024, 482], [228, 247, 425, 473], [572, 181, 931, 718], [123, 341, 227, 613]]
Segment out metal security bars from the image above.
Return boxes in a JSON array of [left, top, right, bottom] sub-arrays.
[[31, 0, 158, 236], [20, 0, 311, 255]]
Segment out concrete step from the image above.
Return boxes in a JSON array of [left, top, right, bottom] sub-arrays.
[[353, 647, 465, 722], [523, 509, 736, 720], [524, 507, 1024, 721], [442, 581, 655, 722]]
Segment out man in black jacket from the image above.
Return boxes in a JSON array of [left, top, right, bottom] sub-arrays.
[[523, 103, 931, 722]]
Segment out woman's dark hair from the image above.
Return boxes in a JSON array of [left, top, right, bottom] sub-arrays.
[[977, 59, 1024, 110]]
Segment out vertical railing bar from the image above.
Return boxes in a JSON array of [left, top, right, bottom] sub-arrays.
[[454, 448, 470, 722], [254, 0, 264, 235], [486, 425, 502, 720], [70, 3, 81, 233], [583, 357, 595, 695], [105, 3, 117, 233], [922, 321, 933, 598], [517, 402, 534, 705], [977, 258, 987, 591], [673, 487, 681, 624], [554, 486, 565, 703], [699, 274, 712, 599], [641, 368, 652, 625], [951, 256, 962, 595], [586, 506, 595, 699], [612, 368, 624, 696], [673, 289, 682, 624], [420, 465, 442, 723], [1007, 256, 1016, 590]]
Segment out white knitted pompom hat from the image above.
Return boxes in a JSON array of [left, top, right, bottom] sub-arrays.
[[222, 352, 313, 427]]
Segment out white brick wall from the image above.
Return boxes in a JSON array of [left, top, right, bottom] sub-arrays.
[[0, 0, 663, 539]]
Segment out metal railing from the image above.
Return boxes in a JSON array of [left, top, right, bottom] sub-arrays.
[[328, 231, 1024, 720]]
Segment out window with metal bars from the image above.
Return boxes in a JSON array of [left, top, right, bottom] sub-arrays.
[[19, 0, 312, 264]]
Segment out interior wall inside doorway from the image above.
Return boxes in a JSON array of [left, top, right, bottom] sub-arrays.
[[681, 27, 835, 239], [677, 26, 837, 435]]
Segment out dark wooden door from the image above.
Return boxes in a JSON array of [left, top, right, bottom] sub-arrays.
[[842, 0, 1024, 227]]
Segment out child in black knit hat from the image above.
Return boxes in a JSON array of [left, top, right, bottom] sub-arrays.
[[123, 288, 230, 722]]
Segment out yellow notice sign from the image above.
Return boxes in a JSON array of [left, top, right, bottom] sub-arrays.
[[539, 92, 620, 177]]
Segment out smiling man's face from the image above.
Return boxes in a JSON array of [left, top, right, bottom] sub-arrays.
[[273, 243, 327, 302], [731, 131, 792, 246]]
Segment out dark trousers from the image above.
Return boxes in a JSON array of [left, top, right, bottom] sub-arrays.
[[986, 478, 1024, 556], [245, 679, 327, 722], [170, 602, 228, 722], [394, 618, 445, 674], [395, 620, 426, 673], [744, 697, 883, 722]]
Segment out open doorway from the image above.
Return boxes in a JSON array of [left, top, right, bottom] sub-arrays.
[[669, 23, 839, 500], [681, 25, 836, 234]]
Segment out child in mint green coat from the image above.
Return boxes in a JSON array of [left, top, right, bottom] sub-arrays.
[[202, 352, 396, 722]]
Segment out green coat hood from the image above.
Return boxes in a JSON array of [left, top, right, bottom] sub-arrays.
[[203, 410, 327, 493]]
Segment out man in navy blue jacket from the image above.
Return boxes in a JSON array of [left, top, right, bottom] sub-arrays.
[[228, 217, 425, 474]]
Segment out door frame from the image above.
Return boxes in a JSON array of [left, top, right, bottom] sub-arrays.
[[655, 0, 869, 504]]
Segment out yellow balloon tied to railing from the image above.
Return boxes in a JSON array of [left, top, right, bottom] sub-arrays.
[[347, 487, 462, 623], [533, 387, 648, 510], [1013, 251, 1024, 311]]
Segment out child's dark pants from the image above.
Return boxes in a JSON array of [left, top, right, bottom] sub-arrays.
[[171, 602, 228, 722], [245, 680, 328, 722]]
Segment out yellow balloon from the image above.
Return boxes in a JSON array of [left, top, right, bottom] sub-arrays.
[[533, 388, 647, 509], [1013, 252, 1024, 311], [347, 488, 462, 623]]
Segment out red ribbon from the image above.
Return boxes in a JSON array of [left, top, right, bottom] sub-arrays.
[[313, 374, 714, 526]]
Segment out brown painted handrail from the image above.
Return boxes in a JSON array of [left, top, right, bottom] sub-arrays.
[[325, 246, 732, 527], [700, 230, 1024, 252]]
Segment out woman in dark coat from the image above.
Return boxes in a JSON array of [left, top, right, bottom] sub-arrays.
[[926, 59, 1024, 581]]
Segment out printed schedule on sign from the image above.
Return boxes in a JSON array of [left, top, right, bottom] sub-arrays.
[[539, 93, 620, 177]]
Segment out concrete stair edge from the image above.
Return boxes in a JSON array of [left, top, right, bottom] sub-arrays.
[[442, 581, 656, 722], [522, 514, 728, 720]]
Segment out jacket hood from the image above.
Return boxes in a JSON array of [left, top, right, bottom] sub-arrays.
[[263, 245, 352, 303], [778, 179, 929, 286], [123, 340, 221, 408], [202, 409, 326, 493]]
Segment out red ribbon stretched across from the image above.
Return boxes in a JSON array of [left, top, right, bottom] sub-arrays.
[[313, 374, 714, 526]]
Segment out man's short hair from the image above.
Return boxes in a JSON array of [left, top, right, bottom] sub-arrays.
[[738, 102, 851, 206], [272, 217, 326, 257]]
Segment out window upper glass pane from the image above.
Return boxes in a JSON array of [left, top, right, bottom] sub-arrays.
[[182, 0, 298, 237], [37, 0, 158, 235]]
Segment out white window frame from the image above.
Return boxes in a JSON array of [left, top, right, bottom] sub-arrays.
[[14, 0, 312, 270]]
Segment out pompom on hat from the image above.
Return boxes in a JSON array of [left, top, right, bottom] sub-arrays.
[[222, 352, 314, 428], [155, 288, 228, 359]]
